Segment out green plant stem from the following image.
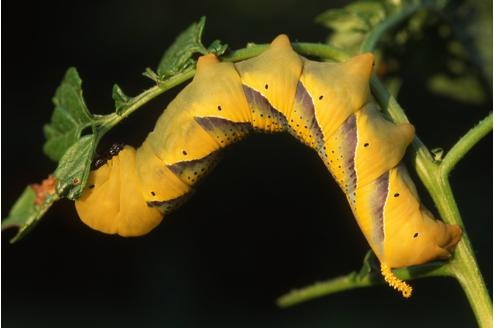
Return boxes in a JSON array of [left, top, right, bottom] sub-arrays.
[[432, 121, 492, 327], [277, 262, 450, 307], [449, 235, 493, 328], [223, 44, 268, 62], [441, 113, 493, 177], [224, 42, 348, 63], [277, 274, 366, 307], [96, 69, 195, 136], [293, 43, 348, 62], [423, 171, 492, 327]]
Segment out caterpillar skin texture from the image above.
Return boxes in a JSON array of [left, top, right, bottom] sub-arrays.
[[76, 35, 462, 276]]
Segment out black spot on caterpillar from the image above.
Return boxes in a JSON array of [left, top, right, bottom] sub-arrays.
[[75, 35, 462, 297]]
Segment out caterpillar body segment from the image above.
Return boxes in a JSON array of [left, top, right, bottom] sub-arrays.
[[148, 55, 252, 166], [353, 103, 415, 188], [297, 54, 373, 139], [75, 34, 462, 295], [235, 34, 303, 121]]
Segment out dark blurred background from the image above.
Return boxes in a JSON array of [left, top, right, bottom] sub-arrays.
[[2, 1, 492, 327]]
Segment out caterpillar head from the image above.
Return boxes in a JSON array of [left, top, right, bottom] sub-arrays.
[[75, 145, 163, 237]]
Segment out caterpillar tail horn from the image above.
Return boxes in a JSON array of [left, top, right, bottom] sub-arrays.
[[380, 263, 413, 298]]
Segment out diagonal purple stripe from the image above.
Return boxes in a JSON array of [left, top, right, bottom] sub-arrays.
[[147, 194, 190, 214], [242, 85, 288, 131], [194, 116, 252, 138], [293, 81, 326, 151], [340, 114, 358, 197], [372, 171, 389, 246], [166, 151, 221, 187]]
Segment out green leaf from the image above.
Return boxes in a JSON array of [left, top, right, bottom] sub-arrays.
[[143, 67, 162, 83], [325, 31, 367, 54], [2, 187, 37, 234], [317, 1, 388, 32], [317, 0, 395, 53], [356, 250, 379, 280], [54, 135, 96, 200], [449, 0, 492, 86], [317, 8, 368, 32], [4, 68, 96, 242], [428, 74, 486, 104], [112, 84, 130, 114], [2, 185, 58, 243], [207, 39, 228, 56], [156, 16, 209, 79], [43, 68, 93, 161]]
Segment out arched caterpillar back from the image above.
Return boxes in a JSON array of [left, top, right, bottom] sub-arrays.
[[75, 35, 462, 297]]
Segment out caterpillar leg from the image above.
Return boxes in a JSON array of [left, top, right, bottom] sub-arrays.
[[380, 263, 413, 298]]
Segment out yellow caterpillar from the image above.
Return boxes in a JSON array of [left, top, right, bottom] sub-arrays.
[[75, 35, 462, 297]]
